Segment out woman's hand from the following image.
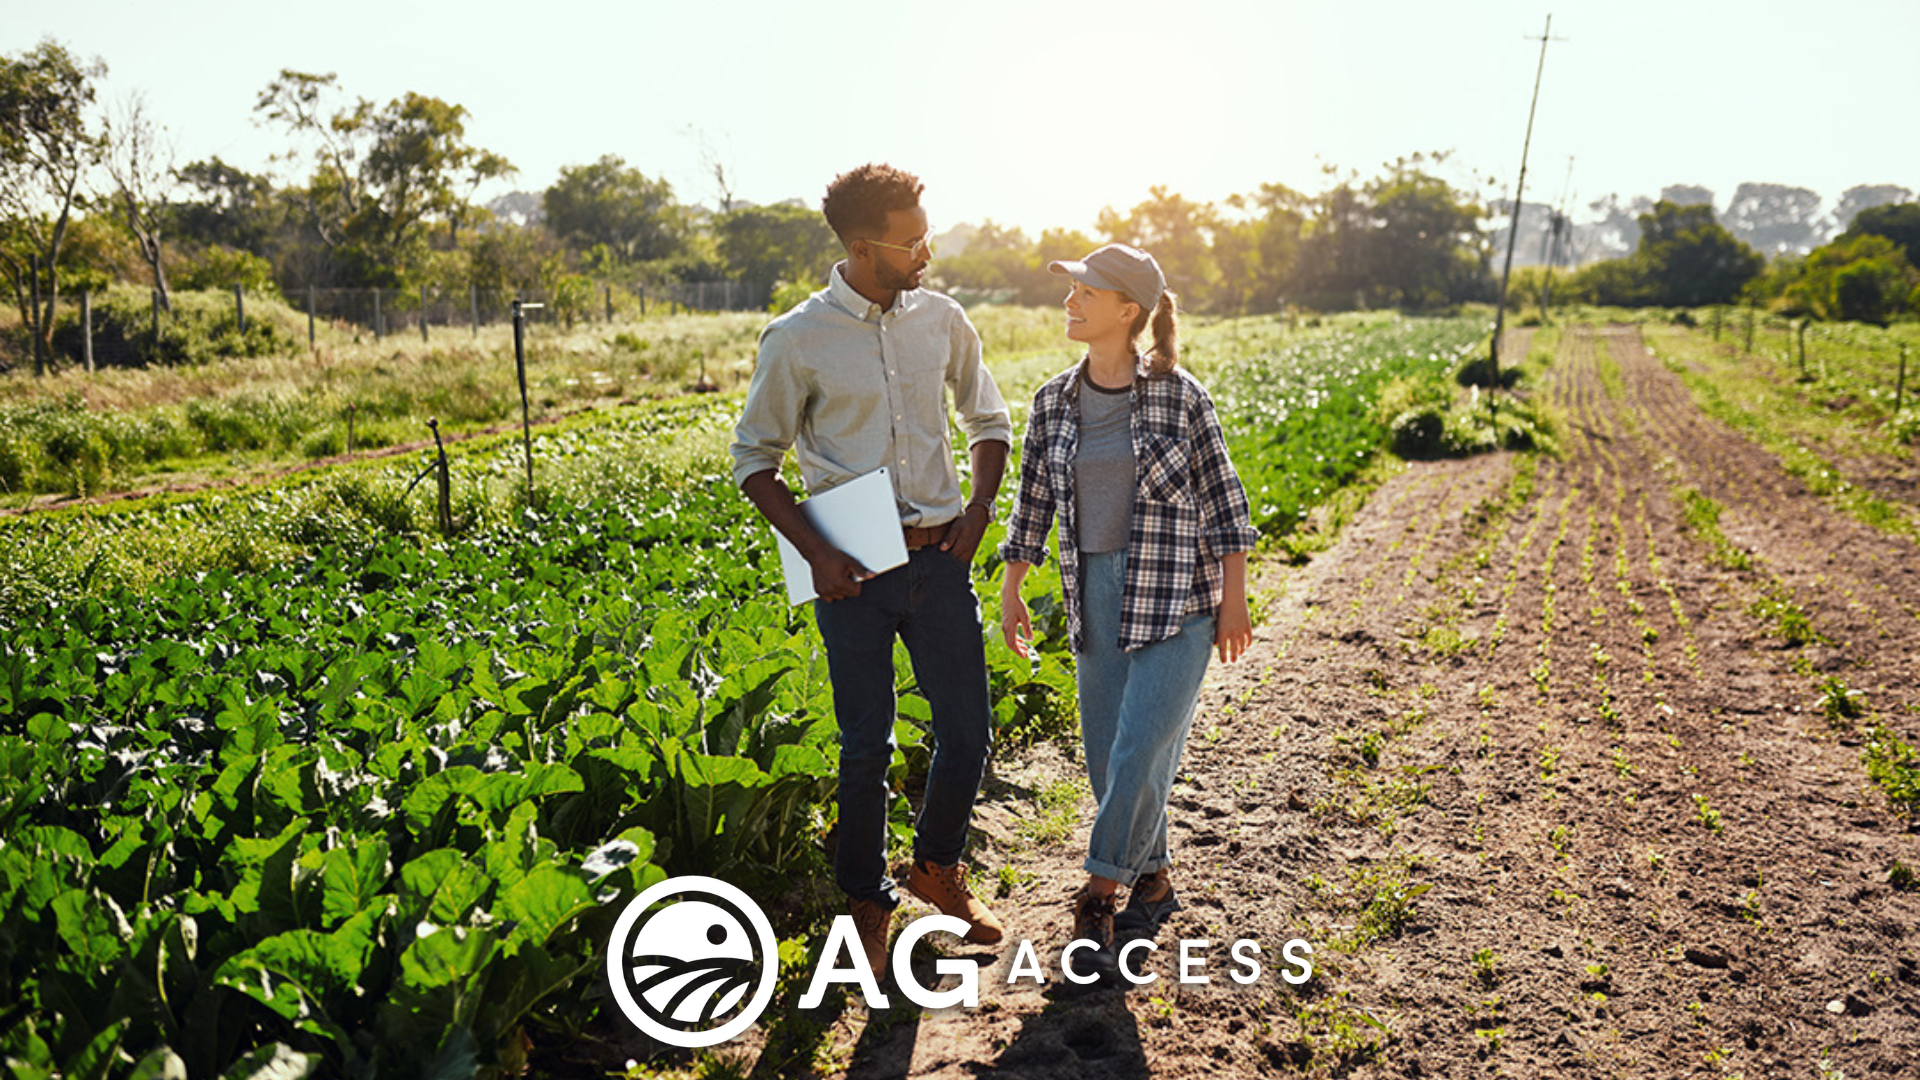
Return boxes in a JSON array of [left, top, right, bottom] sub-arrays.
[[1215, 598, 1253, 663], [1000, 562, 1033, 657], [1216, 551, 1253, 663]]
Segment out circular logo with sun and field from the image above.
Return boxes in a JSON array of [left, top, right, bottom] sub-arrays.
[[606, 876, 779, 1048]]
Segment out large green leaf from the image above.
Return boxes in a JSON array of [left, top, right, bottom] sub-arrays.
[[396, 849, 492, 929], [496, 865, 594, 953], [214, 1042, 319, 1080], [307, 836, 392, 928]]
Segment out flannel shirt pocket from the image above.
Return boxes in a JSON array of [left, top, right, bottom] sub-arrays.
[[1138, 432, 1192, 506]]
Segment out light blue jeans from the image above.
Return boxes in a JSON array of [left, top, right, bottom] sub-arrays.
[[1075, 549, 1215, 886]]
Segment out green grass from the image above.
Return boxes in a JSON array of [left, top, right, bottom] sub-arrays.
[[1645, 321, 1920, 540], [1016, 780, 1089, 847]]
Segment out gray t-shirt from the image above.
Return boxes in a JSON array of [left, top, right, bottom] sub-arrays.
[[1075, 370, 1136, 553]]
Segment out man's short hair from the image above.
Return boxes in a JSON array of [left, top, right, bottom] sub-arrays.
[[822, 164, 924, 245]]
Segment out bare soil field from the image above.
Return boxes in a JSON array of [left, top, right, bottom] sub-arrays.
[[778, 324, 1920, 1079]]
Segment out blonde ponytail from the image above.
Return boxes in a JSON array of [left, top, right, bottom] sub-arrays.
[[1131, 290, 1180, 376]]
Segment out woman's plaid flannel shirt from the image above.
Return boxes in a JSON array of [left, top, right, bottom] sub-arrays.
[[1000, 360, 1260, 653]]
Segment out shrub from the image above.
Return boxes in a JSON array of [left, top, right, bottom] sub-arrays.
[[770, 280, 813, 315], [1456, 353, 1521, 389], [49, 285, 301, 368], [1390, 408, 1446, 458], [174, 245, 280, 296]]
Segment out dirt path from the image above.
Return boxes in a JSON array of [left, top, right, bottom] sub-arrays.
[[801, 324, 1920, 1079]]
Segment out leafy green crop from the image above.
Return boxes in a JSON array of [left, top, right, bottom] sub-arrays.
[[0, 312, 1484, 1076]]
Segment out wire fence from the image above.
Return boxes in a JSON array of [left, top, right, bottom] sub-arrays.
[[299, 279, 773, 343], [46, 278, 773, 372]]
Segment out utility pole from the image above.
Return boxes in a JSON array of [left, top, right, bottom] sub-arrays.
[[1489, 14, 1565, 380], [1541, 156, 1576, 315]]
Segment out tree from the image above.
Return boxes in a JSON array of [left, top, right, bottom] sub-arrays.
[[360, 92, 514, 249], [1633, 200, 1762, 306], [1828, 185, 1911, 239], [1842, 202, 1920, 264], [712, 202, 838, 288], [254, 70, 513, 286], [1722, 182, 1821, 256], [1359, 159, 1489, 309], [543, 155, 689, 263], [1584, 194, 1650, 259], [171, 157, 281, 253], [1097, 186, 1218, 307], [1212, 183, 1305, 313], [101, 91, 174, 309], [1785, 234, 1916, 325], [1660, 184, 1714, 208], [930, 220, 1030, 300], [0, 39, 104, 375], [1294, 173, 1371, 310]]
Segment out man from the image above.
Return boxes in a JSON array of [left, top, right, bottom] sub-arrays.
[[730, 163, 1009, 982]]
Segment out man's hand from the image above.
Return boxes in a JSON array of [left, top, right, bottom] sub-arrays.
[[811, 547, 872, 602], [938, 503, 991, 563]]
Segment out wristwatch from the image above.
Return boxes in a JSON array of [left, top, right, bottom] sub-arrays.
[[966, 499, 995, 523]]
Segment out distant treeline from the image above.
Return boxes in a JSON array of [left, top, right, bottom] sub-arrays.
[[6, 39, 1918, 376]]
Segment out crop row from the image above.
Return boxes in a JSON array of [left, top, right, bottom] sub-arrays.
[[0, 315, 1485, 1077]]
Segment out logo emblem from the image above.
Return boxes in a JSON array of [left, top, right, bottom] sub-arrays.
[[606, 875, 779, 1047]]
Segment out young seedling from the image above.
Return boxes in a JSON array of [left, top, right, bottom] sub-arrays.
[[1471, 947, 1501, 987], [1691, 792, 1724, 835]]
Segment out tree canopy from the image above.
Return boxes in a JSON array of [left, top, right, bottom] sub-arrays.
[[1, 38, 105, 373], [543, 155, 689, 264]]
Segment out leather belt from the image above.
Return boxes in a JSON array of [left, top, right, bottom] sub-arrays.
[[902, 522, 952, 550]]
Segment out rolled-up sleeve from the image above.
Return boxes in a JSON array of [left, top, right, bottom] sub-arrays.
[[947, 309, 1013, 448], [1188, 386, 1260, 558], [998, 394, 1056, 567], [730, 325, 806, 487]]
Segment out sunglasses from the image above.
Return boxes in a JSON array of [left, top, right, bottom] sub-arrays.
[[864, 231, 935, 260]]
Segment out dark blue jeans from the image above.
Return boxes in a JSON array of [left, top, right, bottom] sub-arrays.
[[813, 546, 993, 906]]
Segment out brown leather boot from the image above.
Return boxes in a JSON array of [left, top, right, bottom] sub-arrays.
[[848, 897, 894, 983], [1070, 884, 1116, 950], [1066, 884, 1119, 982], [904, 859, 1005, 944]]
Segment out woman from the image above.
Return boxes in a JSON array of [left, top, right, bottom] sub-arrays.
[[998, 243, 1258, 972]]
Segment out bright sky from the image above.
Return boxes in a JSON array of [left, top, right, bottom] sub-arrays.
[[6, 0, 1916, 235]]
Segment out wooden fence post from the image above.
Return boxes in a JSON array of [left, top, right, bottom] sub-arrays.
[[373, 289, 383, 339], [470, 285, 480, 337], [420, 286, 430, 342], [638, 283, 647, 317], [308, 285, 318, 351], [234, 284, 246, 334], [605, 284, 613, 323], [1744, 302, 1755, 353]]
